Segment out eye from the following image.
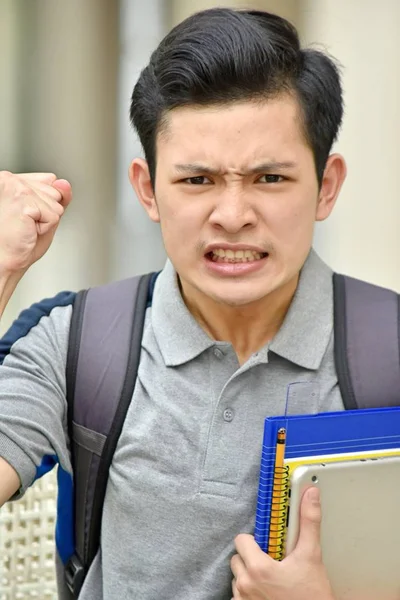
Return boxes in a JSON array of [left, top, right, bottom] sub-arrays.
[[182, 176, 212, 185], [257, 174, 284, 184]]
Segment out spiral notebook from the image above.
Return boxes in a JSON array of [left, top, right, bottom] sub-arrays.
[[254, 406, 400, 556]]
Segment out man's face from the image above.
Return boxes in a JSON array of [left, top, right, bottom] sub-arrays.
[[135, 97, 341, 307]]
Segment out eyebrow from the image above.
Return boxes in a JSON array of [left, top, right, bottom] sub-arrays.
[[173, 161, 298, 176]]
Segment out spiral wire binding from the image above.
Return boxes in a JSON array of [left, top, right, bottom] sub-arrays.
[[267, 464, 290, 560]]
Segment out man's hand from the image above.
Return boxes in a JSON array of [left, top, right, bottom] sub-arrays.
[[231, 487, 335, 600], [0, 171, 72, 275]]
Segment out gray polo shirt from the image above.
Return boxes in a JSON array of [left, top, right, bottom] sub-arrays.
[[0, 248, 343, 599]]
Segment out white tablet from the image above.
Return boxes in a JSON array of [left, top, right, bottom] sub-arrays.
[[285, 455, 400, 600]]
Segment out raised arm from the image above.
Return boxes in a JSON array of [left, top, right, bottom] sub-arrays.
[[0, 171, 73, 504]]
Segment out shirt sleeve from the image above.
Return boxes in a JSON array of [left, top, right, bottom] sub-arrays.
[[0, 292, 75, 497]]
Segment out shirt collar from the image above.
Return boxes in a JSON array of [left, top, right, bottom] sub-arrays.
[[268, 249, 333, 370], [151, 261, 215, 366], [151, 248, 333, 369]]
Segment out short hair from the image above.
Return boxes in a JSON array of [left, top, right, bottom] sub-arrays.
[[130, 8, 343, 187]]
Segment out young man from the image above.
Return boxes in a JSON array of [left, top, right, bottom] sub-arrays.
[[0, 7, 348, 600]]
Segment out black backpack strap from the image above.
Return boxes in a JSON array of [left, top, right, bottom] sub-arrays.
[[333, 273, 400, 410], [64, 272, 157, 597]]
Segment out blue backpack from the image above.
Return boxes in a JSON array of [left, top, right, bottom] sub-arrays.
[[64, 271, 400, 597]]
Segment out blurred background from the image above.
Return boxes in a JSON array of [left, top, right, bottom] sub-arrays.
[[0, 0, 399, 598]]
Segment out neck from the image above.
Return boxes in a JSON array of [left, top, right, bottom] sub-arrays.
[[180, 276, 299, 365]]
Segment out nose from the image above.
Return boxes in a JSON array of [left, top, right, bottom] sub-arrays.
[[208, 187, 257, 234]]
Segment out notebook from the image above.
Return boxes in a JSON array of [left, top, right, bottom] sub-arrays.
[[254, 406, 400, 556]]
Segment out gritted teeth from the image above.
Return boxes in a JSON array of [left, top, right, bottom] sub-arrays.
[[208, 249, 267, 262]]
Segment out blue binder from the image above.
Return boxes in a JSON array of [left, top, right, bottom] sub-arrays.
[[254, 406, 400, 552]]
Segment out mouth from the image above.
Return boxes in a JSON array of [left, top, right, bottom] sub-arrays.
[[205, 249, 269, 263]]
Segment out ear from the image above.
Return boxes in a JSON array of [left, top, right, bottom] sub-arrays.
[[129, 158, 160, 223], [315, 153, 347, 222]]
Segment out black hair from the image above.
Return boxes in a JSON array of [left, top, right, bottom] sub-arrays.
[[130, 8, 343, 187]]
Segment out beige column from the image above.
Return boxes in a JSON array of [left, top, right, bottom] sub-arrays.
[[300, 0, 400, 289], [1, 0, 119, 330], [114, 0, 168, 281], [0, 0, 21, 172]]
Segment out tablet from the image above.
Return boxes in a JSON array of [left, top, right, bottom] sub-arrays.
[[285, 455, 400, 600]]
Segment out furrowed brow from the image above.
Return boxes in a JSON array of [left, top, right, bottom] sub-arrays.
[[173, 163, 220, 176], [173, 161, 298, 176], [247, 161, 297, 174]]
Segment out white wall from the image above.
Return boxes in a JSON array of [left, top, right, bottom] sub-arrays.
[[113, 0, 167, 280], [301, 0, 400, 289]]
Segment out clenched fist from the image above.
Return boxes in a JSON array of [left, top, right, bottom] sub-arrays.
[[0, 171, 72, 275]]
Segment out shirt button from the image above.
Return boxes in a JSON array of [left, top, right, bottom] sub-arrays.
[[213, 347, 224, 359], [223, 408, 234, 422]]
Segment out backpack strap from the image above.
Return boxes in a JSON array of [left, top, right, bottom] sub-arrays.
[[333, 273, 400, 410], [64, 272, 157, 597]]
